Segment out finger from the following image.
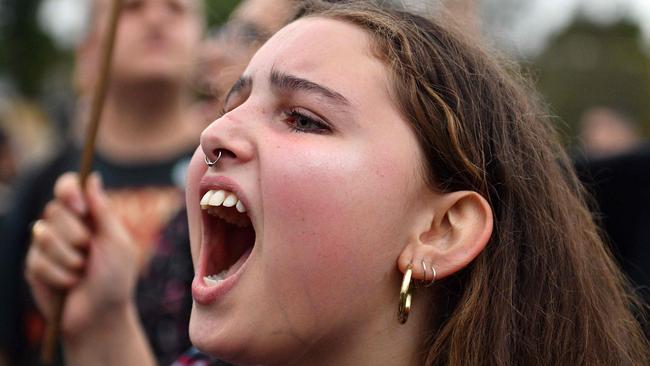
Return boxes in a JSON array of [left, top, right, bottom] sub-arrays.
[[32, 220, 85, 271], [25, 277, 57, 320], [53, 172, 87, 216], [42, 201, 91, 249], [26, 243, 80, 290], [86, 173, 122, 235]]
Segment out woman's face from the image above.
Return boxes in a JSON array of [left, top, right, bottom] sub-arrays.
[[186, 17, 432, 363]]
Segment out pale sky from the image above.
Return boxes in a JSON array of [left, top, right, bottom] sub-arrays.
[[37, 0, 650, 55], [501, 0, 650, 55]]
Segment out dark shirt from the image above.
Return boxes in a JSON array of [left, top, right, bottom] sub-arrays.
[[575, 144, 650, 328], [138, 208, 194, 365]]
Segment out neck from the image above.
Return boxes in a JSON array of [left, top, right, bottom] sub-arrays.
[[88, 80, 197, 163], [287, 280, 431, 366]]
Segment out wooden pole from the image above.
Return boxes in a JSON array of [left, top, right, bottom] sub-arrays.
[[41, 0, 123, 363]]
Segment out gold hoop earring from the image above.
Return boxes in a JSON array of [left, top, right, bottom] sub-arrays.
[[398, 264, 413, 324]]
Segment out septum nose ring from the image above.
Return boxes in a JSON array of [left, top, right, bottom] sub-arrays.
[[204, 150, 222, 167]]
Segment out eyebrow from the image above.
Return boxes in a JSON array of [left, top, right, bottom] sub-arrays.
[[270, 68, 351, 106], [223, 76, 252, 107], [223, 69, 352, 109]]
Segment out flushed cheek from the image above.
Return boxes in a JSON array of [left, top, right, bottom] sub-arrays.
[[258, 146, 413, 313]]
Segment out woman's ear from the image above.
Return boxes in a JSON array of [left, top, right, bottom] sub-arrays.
[[397, 191, 493, 281]]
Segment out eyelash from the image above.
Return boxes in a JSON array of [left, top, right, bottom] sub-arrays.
[[283, 109, 331, 134], [218, 107, 332, 135], [217, 108, 226, 119]]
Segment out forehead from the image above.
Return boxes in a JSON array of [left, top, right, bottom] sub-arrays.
[[231, 0, 294, 33], [245, 17, 390, 106]]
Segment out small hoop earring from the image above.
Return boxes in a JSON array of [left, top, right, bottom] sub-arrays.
[[421, 260, 429, 282], [398, 263, 413, 324], [204, 150, 222, 167], [425, 262, 437, 287]]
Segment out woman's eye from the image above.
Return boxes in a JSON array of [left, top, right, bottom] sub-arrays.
[[284, 110, 331, 134]]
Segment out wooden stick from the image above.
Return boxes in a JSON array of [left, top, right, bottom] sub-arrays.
[[41, 0, 123, 363]]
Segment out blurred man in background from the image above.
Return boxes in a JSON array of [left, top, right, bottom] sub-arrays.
[[578, 106, 641, 158], [575, 106, 650, 336], [189, 0, 297, 129]]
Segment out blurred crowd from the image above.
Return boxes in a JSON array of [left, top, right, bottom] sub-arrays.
[[0, 0, 648, 365]]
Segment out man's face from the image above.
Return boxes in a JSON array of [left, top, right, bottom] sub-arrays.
[[191, 0, 295, 125], [85, 0, 203, 87]]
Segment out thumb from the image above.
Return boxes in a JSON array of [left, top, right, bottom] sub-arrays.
[[85, 173, 121, 235]]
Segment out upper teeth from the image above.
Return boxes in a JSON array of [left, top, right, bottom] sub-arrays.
[[201, 189, 247, 213]]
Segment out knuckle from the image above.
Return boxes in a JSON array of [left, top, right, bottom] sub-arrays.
[[54, 172, 75, 194], [24, 259, 41, 285], [25, 250, 37, 275], [29, 252, 45, 276], [42, 202, 60, 220], [69, 256, 84, 270], [54, 172, 81, 203], [71, 225, 91, 246], [38, 232, 53, 251]]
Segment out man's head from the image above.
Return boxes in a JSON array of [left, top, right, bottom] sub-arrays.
[[191, 0, 298, 124], [75, 0, 205, 94]]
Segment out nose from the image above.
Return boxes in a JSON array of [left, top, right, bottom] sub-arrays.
[[142, 0, 171, 27], [200, 112, 255, 168]]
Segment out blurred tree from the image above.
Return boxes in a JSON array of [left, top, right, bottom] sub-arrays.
[[2, 0, 58, 98], [205, 0, 240, 28], [532, 16, 650, 141], [0, 0, 7, 76]]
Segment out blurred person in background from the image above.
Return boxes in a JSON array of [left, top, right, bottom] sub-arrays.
[[0, 0, 204, 364], [575, 108, 650, 335], [189, 0, 298, 130], [578, 106, 641, 159]]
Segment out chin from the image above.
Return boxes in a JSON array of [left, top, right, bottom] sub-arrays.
[[188, 310, 299, 366], [188, 308, 257, 364], [189, 310, 239, 360], [116, 64, 184, 85]]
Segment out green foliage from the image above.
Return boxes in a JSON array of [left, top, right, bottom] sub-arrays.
[[532, 17, 650, 140], [2, 0, 59, 98], [204, 0, 240, 28]]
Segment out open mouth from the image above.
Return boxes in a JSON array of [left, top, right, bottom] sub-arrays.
[[199, 189, 256, 287]]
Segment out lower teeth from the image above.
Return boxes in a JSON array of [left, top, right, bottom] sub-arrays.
[[203, 269, 228, 286]]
